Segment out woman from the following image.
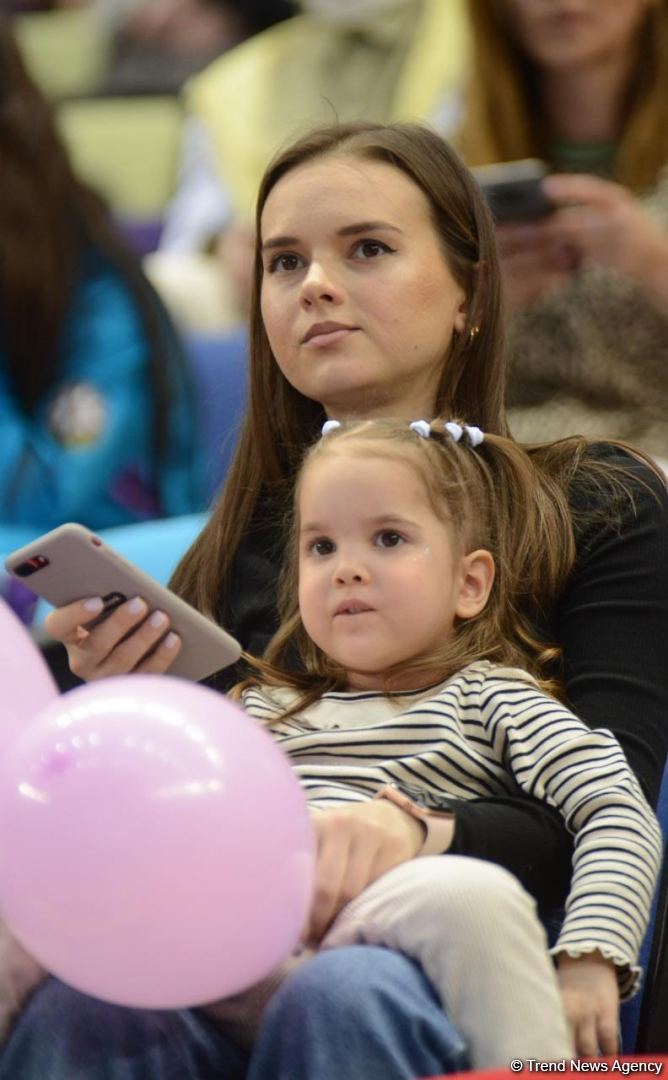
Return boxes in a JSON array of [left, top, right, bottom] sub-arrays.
[[456, 0, 668, 458], [9, 121, 668, 1078], [0, 19, 203, 553]]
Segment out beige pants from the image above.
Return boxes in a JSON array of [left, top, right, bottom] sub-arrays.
[[206, 855, 574, 1067]]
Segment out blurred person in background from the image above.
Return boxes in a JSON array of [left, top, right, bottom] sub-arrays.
[[96, 0, 294, 96], [449, 0, 668, 461], [0, 19, 204, 554], [2, 3, 87, 11], [158, 0, 469, 319]]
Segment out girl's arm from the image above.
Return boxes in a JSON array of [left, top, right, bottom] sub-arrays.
[[447, 447, 668, 905], [484, 677, 663, 1052], [496, 699, 662, 988]]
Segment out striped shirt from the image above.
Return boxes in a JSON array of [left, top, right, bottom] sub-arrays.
[[242, 660, 663, 998]]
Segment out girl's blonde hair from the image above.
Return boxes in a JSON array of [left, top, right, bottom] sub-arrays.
[[233, 418, 585, 713], [459, 0, 668, 194]]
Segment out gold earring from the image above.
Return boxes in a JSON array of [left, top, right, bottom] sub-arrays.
[[467, 325, 480, 347]]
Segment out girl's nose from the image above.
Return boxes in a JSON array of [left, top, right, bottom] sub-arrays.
[[334, 556, 369, 585]]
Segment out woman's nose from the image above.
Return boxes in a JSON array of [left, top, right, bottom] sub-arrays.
[[300, 262, 343, 308]]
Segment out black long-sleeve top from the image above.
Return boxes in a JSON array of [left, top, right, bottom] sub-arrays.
[[211, 445, 668, 909]]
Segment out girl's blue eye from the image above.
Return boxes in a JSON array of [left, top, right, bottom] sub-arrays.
[[375, 531, 404, 548]]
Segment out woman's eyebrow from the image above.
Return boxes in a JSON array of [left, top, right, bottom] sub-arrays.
[[337, 221, 403, 237], [262, 234, 298, 252], [262, 220, 403, 251]]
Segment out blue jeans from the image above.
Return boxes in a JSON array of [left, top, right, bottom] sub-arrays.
[[0, 946, 470, 1080]]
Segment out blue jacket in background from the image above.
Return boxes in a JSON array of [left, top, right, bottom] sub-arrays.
[[0, 253, 204, 553]]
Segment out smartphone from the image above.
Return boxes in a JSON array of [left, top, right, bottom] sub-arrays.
[[472, 159, 553, 223], [4, 523, 242, 682]]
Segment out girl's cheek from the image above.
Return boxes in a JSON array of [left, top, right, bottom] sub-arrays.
[[408, 545, 431, 562]]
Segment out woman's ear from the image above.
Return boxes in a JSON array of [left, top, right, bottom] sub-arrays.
[[452, 291, 470, 336], [455, 549, 495, 620]]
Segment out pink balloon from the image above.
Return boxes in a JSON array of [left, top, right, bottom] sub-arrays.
[[0, 675, 315, 1008], [0, 598, 57, 756]]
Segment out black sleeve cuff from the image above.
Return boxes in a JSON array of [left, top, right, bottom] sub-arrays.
[[449, 796, 574, 909]]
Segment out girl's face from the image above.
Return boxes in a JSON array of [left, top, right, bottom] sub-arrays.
[[499, 0, 651, 71], [260, 156, 468, 420], [297, 450, 493, 690]]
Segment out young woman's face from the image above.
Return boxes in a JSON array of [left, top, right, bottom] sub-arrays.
[[260, 156, 468, 420], [500, 0, 650, 71], [297, 451, 490, 690]]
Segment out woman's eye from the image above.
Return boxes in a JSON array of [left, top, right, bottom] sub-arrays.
[[353, 239, 394, 260], [309, 538, 335, 556], [375, 531, 404, 549], [267, 252, 303, 274]]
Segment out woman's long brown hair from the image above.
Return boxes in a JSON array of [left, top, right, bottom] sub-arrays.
[[459, 0, 668, 194]]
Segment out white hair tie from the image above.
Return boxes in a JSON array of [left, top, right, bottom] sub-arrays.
[[443, 421, 485, 447], [444, 422, 463, 443], [321, 420, 341, 436], [409, 420, 431, 439]]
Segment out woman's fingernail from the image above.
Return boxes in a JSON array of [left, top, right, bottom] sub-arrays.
[[126, 597, 146, 615], [163, 632, 179, 650], [83, 597, 104, 613], [149, 610, 168, 629]]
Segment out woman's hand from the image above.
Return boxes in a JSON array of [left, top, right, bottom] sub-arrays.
[[498, 174, 668, 311], [305, 800, 425, 945], [497, 174, 668, 311], [44, 598, 181, 681], [496, 220, 580, 310], [543, 174, 668, 287], [557, 951, 620, 1057]]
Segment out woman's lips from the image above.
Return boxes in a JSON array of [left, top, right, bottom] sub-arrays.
[[303, 328, 359, 348]]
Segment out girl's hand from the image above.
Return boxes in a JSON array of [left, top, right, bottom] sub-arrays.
[[44, 598, 181, 681], [305, 800, 425, 944], [557, 951, 620, 1058]]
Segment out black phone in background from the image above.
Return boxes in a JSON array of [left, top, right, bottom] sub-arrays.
[[472, 159, 554, 223]]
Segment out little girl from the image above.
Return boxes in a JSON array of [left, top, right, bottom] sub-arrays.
[[218, 418, 662, 1066]]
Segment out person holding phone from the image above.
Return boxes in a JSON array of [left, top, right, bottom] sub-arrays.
[[450, 0, 668, 459], [4, 120, 668, 1079]]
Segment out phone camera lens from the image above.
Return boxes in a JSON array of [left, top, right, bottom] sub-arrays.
[[14, 555, 50, 577]]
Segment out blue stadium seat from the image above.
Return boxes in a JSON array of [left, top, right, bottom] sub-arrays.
[[185, 330, 249, 499]]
